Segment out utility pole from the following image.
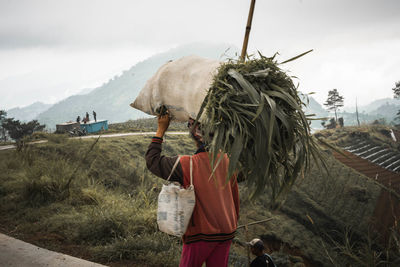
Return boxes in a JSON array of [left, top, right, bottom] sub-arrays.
[[240, 0, 256, 62], [356, 98, 360, 126]]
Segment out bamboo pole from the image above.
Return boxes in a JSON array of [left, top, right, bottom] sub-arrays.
[[240, 0, 256, 62], [245, 223, 251, 266], [237, 217, 274, 229], [356, 98, 360, 126]]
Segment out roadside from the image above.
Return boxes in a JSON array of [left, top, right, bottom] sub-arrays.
[[0, 144, 15, 151], [0, 233, 107, 267], [0, 134, 195, 266], [0, 131, 188, 151]]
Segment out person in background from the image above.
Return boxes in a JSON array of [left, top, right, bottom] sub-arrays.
[[76, 116, 80, 123], [145, 114, 239, 267], [93, 111, 97, 122], [247, 238, 276, 267], [85, 112, 90, 122]]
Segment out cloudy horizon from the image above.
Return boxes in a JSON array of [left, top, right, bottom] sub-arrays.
[[1, 0, 399, 110]]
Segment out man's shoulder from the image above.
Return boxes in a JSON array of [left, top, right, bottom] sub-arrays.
[[180, 152, 207, 160], [250, 256, 265, 267], [179, 155, 191, 161], [250, 254, 275, 267]]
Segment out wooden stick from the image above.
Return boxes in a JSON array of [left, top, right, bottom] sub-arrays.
[[237, 217, 274, 229], [245, 222, 251, 266], [240, 0, 256, 62]]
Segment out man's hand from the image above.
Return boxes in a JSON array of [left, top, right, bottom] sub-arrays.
[[155, 113, 170, 138]]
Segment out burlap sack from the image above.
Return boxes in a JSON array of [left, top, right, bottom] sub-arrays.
[[130, 55, 221, 122]]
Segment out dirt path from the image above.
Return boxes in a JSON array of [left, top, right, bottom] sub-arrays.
[[77, 131, 187, 139], [0, 233, 107, 267], [0, 144, 15, 151], [0, 131, 188, 151]]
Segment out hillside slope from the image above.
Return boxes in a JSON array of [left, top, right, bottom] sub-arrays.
[[1, 127, 398, 266], [344, 98, 400, 114], [6, 102, 52, 122], [36, 43, 238, 129]]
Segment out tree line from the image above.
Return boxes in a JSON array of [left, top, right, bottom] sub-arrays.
[[321, 80, 400, 128], [0, 110, 45, 142]]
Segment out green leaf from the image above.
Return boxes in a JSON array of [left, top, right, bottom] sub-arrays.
[[196, 51, 325, 203], [279, 49, 313, 64]]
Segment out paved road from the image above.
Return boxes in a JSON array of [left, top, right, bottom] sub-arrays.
[[0, 140, 48, 151], [0, 145, 14, 151], [0, 233, 107, 267], [77, 131, 187, 139], [0, 131, 188, 151]]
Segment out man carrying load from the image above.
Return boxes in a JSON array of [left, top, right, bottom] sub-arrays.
[[145, 113, 239, 267]]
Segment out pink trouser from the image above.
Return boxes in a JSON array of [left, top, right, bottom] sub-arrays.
[[179, 240, 232, 267]]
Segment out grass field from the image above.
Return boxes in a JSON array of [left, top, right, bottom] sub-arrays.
[[0, 141, 14, 146], [108, 118, 188, 133], [0, 126, 399, 266], [0, 134, 196, 266], [315, 124, 398, 149]]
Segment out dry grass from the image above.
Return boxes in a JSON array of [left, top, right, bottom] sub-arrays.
[[1, 126, 399, 266]]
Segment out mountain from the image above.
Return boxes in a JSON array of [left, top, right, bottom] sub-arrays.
[[6, 102, 53, 122], [36, 43, 239, 129], [344, 98, 400, 113], [311, 97, 400, 127], [30, 42, 398, 130], [303, 95, 328, 117], [299, 94, 329, 129], [76, 88, 94, 95], [341, 99, 400, 125], [369, 102, 400, 119]]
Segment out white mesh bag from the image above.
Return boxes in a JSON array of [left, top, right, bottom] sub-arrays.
[[157, 156, 195, 237]]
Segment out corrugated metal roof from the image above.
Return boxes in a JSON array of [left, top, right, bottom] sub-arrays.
[[332, 150, 400, 242], [333, 150, 400, 193]]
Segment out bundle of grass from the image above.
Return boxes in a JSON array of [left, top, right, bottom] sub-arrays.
[[197, 51, 323, 203]]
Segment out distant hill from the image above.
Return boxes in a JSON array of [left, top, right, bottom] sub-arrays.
[[315, 98, 400, 127], [76, 88, 94, 95], [19, 43, 399, 130], [36, 43, 239, 129], [370, 102, 400, 119], [301, 95, 329, 129], [307, 96, 329, 116], [6, 102, 52, 122], [344, 98, 400, 113]]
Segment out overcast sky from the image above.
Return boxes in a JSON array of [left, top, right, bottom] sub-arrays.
[[0, 0, 399, 110]]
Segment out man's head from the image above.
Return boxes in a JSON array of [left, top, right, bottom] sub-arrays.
[[247, 238, 264, 256], [187, 118, 204, 148]]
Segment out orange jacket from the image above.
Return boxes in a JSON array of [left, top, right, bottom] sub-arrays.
[[180, 153, 239, 244]]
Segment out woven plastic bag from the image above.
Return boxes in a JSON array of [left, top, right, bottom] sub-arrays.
[[131, 55, 221, 122], [157, 156, 195, 237]]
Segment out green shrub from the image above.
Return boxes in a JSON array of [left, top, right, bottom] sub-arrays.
[[46, 133, 69, 144], [321, 226, 400, 266], [92, 233, 181, 266], [22, 175, 68, 206], [4, 154, 20, 170], [69, 187, 102, 206], [77, 215, 126, 245]]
